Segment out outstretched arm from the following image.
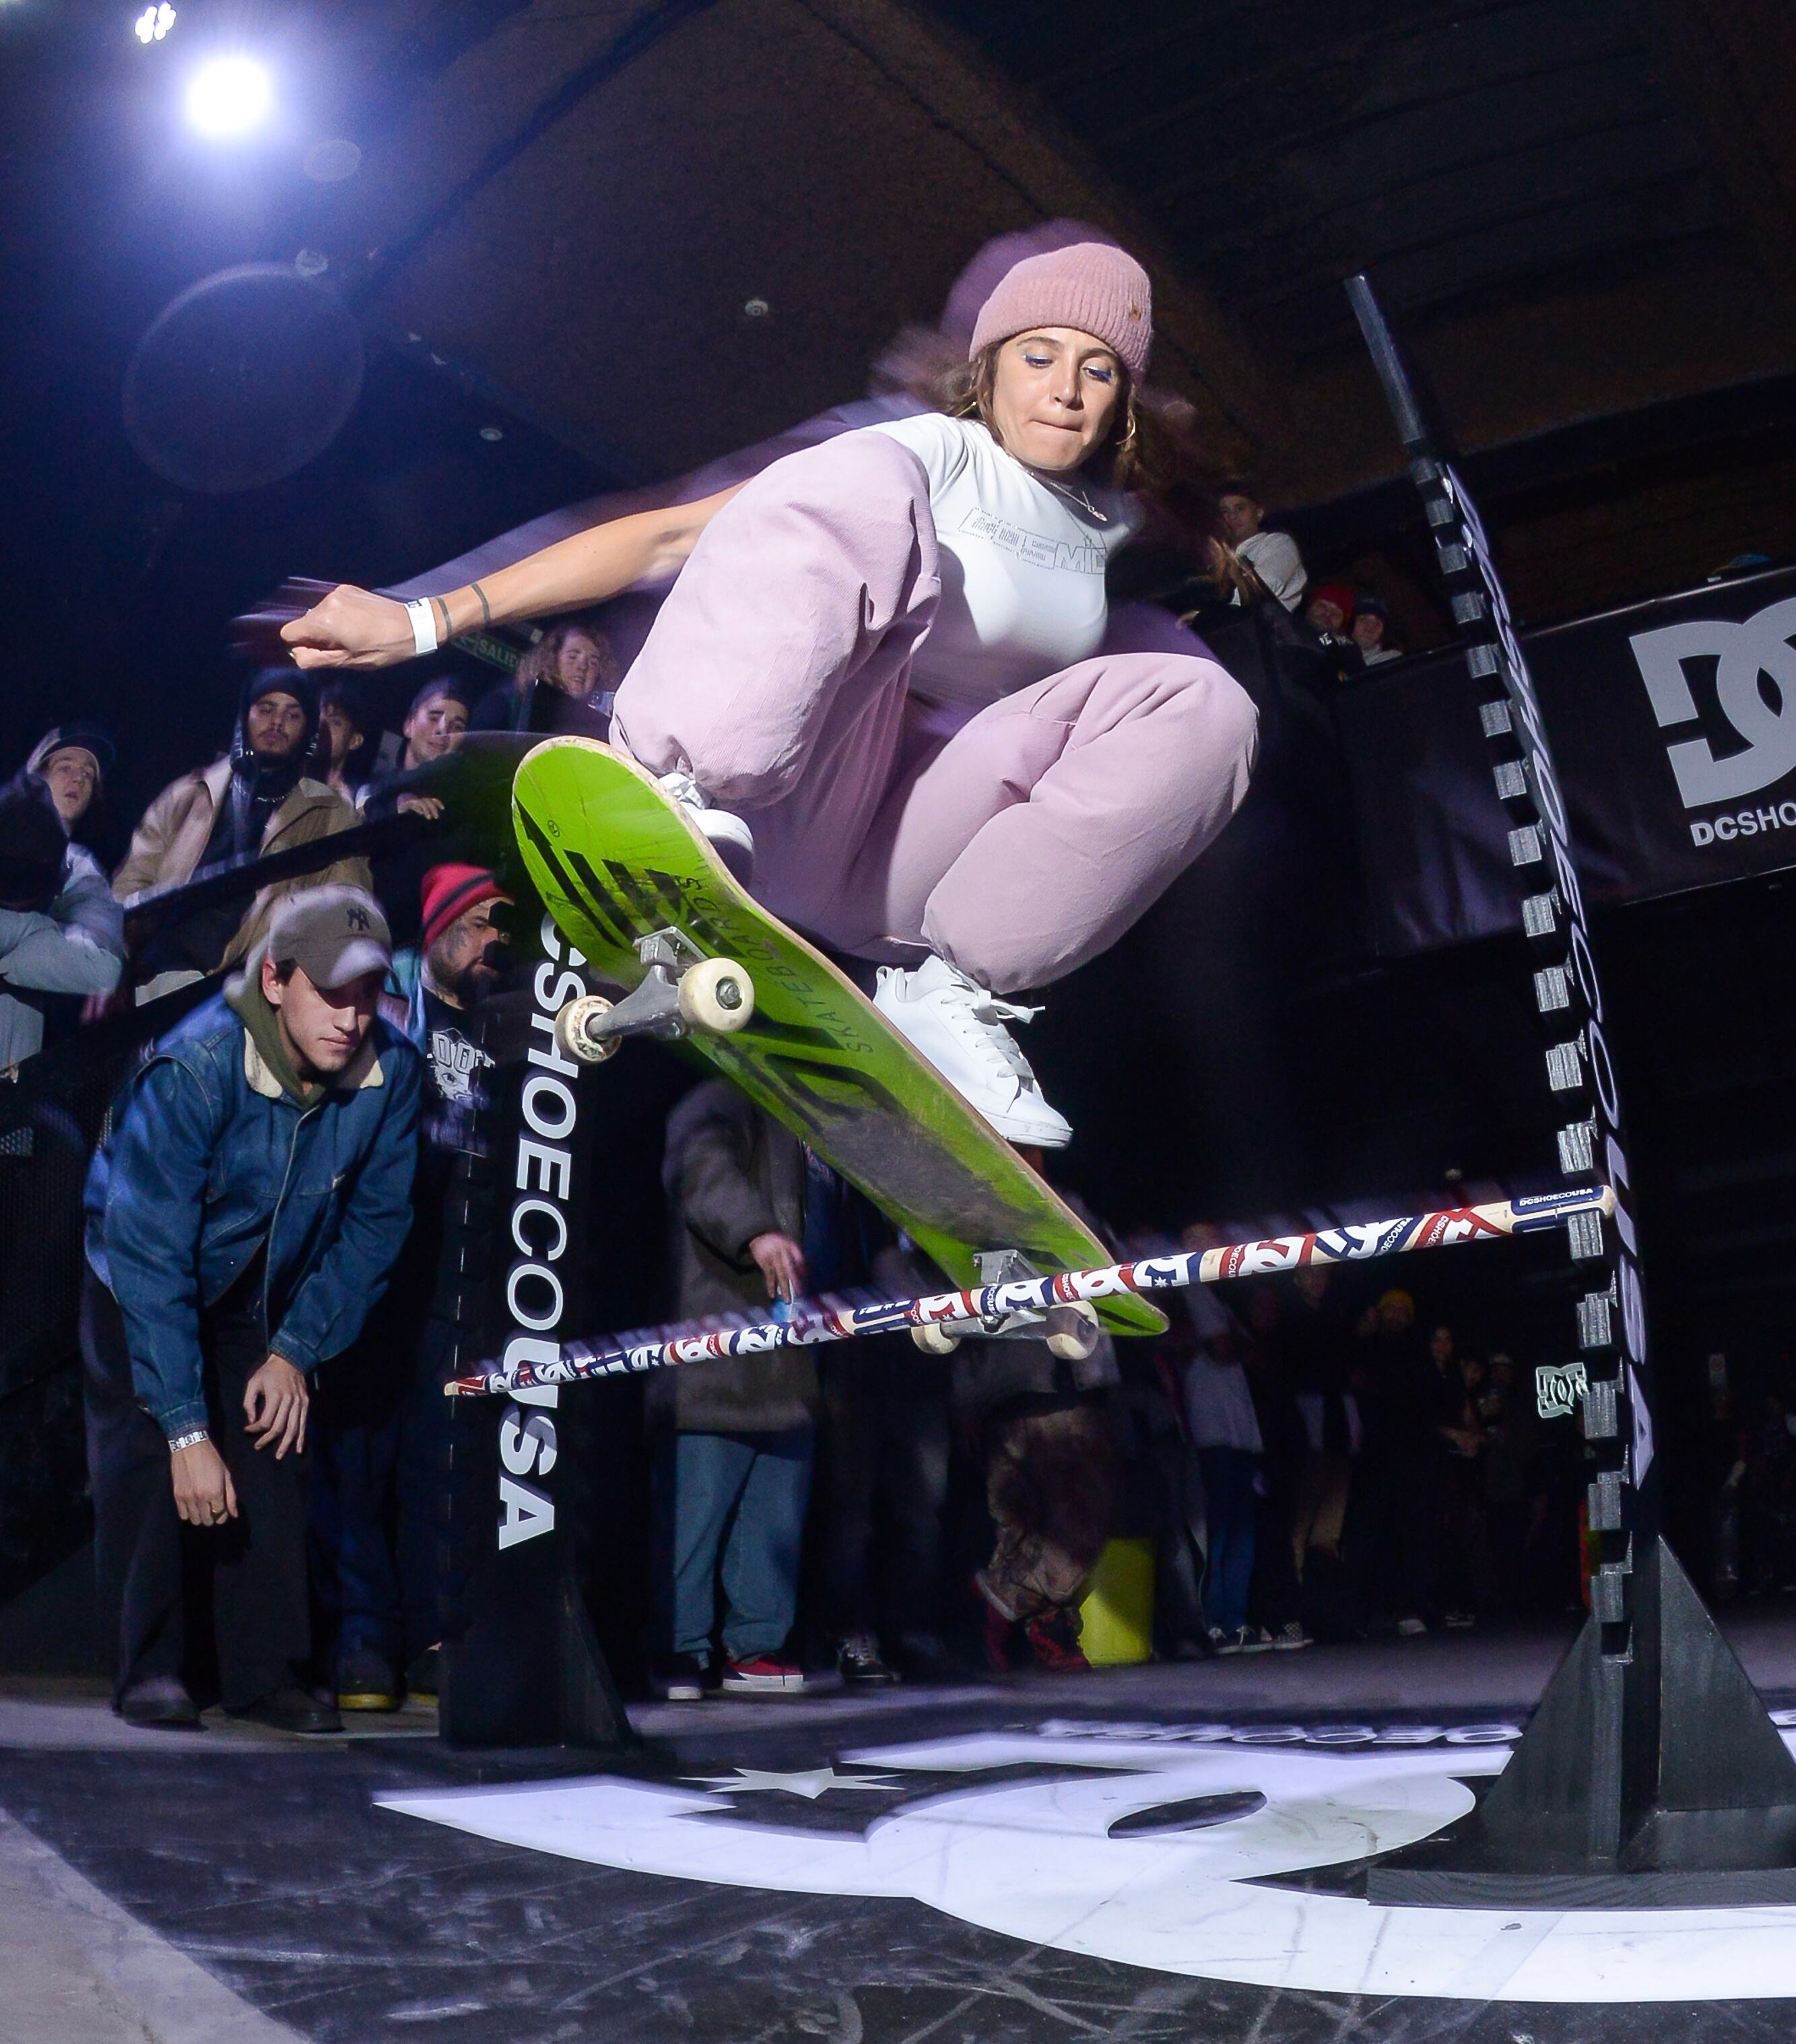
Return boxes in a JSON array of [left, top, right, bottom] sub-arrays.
[[279, 484, 742, 671]]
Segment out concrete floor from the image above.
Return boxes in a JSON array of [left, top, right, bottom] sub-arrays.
[[3, 1604, 1796, 2043]]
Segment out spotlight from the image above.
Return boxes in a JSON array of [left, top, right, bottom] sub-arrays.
[[134, 4, 176, 42], [185, 55, 271, 138]]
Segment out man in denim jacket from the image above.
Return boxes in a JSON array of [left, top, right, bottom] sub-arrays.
[[81, 885, 422, 1731]]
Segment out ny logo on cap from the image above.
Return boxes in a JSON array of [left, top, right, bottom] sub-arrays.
[[345, 906, 372, 931]]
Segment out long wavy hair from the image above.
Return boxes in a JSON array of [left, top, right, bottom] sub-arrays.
[[517, 616, 620, 696], [873, 326, 1251, 597]]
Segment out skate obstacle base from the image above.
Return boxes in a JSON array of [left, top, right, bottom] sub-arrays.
[[1347, 272, 1796, 1907]]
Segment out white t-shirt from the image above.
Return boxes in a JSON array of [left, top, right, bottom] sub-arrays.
[[863, 412, 1141, 715], [1234, 528, 1306, 612], [1183, 1355, 1263, 1453]]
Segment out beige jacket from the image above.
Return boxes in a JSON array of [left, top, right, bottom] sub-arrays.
[[114, 756, 370, 970]]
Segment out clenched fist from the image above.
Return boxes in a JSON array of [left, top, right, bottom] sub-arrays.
[[280, 583, 416, 670]]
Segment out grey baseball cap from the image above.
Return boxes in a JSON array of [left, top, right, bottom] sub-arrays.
[[265, 884, 391, 990]]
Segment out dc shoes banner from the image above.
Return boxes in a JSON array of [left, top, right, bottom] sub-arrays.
[[1337, 564, 1796, 956]]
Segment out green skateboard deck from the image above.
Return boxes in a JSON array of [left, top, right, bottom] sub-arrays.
[[512, 738, 1165, 1338]]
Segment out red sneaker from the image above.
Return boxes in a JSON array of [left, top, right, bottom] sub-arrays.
[[721, 1655, 805, 1694], [1024, 1606, 1092, 1674]]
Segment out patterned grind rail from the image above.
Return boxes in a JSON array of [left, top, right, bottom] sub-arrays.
[[446, 1184, 1616, 1399]]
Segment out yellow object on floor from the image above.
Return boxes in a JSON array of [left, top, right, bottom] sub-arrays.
[[1078, 1536, 1156, 1666]]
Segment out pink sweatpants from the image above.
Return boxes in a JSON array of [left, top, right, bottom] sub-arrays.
[[611, 434, 1258, 993]]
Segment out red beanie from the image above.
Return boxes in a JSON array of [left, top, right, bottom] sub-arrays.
[[420, 863, 505, 952], [1310, 581, 1358, 624]]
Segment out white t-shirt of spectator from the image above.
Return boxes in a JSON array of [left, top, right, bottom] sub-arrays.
[[1234, 527, 1307, 612], [1360, 645, 1401, 666], [1183, 1353, 1264, 1453], [864, 411, 1141, 718]]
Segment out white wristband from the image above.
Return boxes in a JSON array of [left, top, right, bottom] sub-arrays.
[[405, 597, 440, 657]]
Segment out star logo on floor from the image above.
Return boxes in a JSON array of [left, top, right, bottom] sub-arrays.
[[686, 1766, 896, 1802]]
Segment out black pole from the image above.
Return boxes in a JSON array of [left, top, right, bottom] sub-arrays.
[[1348, 273, 1796, 1904]]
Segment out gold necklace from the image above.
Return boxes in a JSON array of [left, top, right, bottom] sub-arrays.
[[1040, 472, 1107, 524]]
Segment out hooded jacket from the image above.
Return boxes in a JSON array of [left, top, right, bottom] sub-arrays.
[[0, 770, 124, 1069], [113, 680, 368, 976], [83, 972, 422, 1440]]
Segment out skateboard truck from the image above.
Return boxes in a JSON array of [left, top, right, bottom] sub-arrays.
[[555, 928, 756, 1064], [910, 1249, 1102, 1362]]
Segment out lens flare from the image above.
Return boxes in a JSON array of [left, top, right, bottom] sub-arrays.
[[185, 54, 271, 138]]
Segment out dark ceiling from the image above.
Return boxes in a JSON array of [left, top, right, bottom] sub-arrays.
[[276, 0, 1793, 524], [2, 0, 1791, 668], [930, 0, 1727, 357]]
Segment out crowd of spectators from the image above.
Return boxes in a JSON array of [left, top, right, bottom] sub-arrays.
[[641, 1092, 1592, 1696], [0, 615, 636, 1727], [0, 594, 1593, 1728], [1202, 484, 1407, 686]]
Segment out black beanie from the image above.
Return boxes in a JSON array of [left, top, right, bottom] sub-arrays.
[[0, 772, 69, 911], [238, 666, 320, 750]]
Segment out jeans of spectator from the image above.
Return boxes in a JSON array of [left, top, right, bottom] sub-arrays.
[[308, 1315, 456, 1672], [672, 1426, 814, 1665], [1345, 1442, 1439, 1624], [396, 1318, 456, 1660], [1484, 1496, 1529, 1614], [820, 1342, 950, 1644], [1438, 1453, 1490, 1614], [1291, 1449, 1353, 1571], [1196, 1445, 1260, 1636], [309, 1339, 405, 1668], [1251, 1449, 1302, 1633], [81, 1266, 310, 1710], [1145, 1429, 1207, 1651], [979, 1393, 1119, 1622]]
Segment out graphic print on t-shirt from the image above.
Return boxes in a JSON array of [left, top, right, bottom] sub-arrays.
[[429, 1023, 492, 1104], [958, 508, 1107, 575]]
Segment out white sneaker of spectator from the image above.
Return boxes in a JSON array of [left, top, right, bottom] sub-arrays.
[[1396, 1614, 1428, 1637], [874, 956, 1072, 1148]]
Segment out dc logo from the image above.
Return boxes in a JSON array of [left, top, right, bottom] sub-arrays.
[[1630, 595, 1796, 808]]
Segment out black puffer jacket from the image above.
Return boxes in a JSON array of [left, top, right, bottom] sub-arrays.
[[661, 1081, 820, 1434]]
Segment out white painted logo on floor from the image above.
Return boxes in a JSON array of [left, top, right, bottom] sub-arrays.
[[380, 1721, 1796, 2004]]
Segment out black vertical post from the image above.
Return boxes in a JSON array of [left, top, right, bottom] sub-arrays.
[[1349, 274, 1796, 1903], [438, 906, 634, 1752]]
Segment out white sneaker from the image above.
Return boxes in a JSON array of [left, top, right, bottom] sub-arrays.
[[874, 956, 1071, 1148], [657, 770, 756, 883]]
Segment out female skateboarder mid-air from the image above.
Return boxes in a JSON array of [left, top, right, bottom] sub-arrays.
[[279, 241, 1259, 1147]]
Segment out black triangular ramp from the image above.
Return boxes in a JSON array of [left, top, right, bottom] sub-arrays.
[[555, 1569, 639, 1752], [1368, 1537, 1796, 1907]]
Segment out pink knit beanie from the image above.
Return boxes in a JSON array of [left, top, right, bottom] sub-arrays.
[[969, 241, 1153, 381]]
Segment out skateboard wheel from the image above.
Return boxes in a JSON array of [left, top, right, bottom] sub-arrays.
[[679, 957, 756, 1034], [911, 1322, 961, 1356], [554, 993, 619, 1063], [1044, 1300, 1101, 1362]]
